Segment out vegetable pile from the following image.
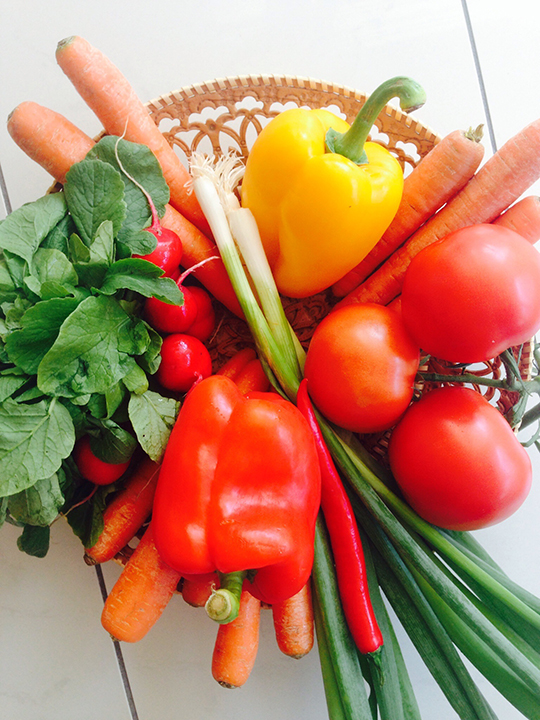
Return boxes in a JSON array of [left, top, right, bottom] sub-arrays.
[[4, 34, 540, 720]]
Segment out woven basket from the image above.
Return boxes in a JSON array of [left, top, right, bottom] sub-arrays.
[[111, 75, 532, 565]]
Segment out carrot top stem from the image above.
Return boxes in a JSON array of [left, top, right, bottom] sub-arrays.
[[205, 570, 248, 624], [326, 76, 426, 164]]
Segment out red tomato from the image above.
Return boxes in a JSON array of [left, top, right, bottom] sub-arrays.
[[156, 333, 213, 392], [304, 303, 420, 433], [73, 435, 131, 485], [388, 386, 532, 531], [400, 224, 540, 363], [134, 225, 183, 277]]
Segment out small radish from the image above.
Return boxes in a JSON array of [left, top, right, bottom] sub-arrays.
[[134, 214, 183, 277], [143, 259, 217, 336], [74, 435, 132, 485], [183, 285, 216, 342], [114, 136, 183, 276], [156, 333, 213, 393]]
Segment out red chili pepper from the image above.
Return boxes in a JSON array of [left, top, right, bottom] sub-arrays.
[[296, 378, 383, 655], [152, 374, 321, 608]]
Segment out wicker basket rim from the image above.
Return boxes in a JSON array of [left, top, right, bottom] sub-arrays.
[[145, 73, 441, 144]]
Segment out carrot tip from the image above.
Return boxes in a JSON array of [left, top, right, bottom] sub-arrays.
[[83, 553, 97, 566], [56, 36, 77, 53], [217, 681, 240, 690]]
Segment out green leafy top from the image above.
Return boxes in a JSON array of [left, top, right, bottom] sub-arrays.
[[0, 137, 183, 556]]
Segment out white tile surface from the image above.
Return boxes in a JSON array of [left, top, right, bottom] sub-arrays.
[[1, 1, 540, 718]]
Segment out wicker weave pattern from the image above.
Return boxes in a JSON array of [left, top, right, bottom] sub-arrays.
[[145, 74, 440, 173]]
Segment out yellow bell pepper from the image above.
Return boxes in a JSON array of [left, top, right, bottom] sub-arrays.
[[241, 77, 426, 298]]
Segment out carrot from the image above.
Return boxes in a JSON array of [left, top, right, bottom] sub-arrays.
[[211, 583, 261, 688], [101, 523, 182, 643], [271, 582, 314, 659], [55, 35, 210, 236], [6, 100, 242, 317], [336, 117, 540, 309], [216, 347, 257, 381], [84, 455, 160, 565], [181, 572, 219, 608], [7, 101, 94, 184], [331, 126, 485, 297], [493, 196, 540, 244]]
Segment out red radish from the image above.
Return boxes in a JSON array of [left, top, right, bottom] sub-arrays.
[[181, 285, 216, 342], [113, 136, 183, 276], [144, 284, 199, 334], [134, 215, 183, 276], [74, 435, 132, 485], [156, 334, 212, 392], [143, 260, 217, 337]]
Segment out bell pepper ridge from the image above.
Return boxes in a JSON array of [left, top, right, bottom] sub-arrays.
[[325, 76, 427, 165]]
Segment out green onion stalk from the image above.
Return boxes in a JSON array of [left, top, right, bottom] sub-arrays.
[[190, 150, 540, 720]]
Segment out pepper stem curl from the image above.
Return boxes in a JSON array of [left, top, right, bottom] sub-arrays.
[[325, 76, 426, 164]]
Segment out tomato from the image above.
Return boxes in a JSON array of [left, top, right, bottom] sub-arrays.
[[388, 386, 532, 531], [400, 224, 540, 363], [134, 226, 183, 277], [304, 303, 420, 433], [156, 333, 213, 392], [73, 435, 131, 485]]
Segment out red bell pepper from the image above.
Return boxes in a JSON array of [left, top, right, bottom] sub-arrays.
[[152, 374, 321, 607]]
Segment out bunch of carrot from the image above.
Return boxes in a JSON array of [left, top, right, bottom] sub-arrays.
[[332, 121, 540, 309]]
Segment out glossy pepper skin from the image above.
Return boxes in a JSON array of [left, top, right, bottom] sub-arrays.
[[152, 374, 321, 605], [241, 77, 426, 298]]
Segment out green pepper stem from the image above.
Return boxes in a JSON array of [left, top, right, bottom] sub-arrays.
[[205, 571, 247, 624], [325, 76, 426, 164]]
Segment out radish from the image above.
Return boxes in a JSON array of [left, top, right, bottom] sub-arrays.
[[156, 333, 213, 392]]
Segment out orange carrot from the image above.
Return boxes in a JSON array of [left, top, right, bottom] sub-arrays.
[[181, 572, 218, 608], [55, 35, 210, 236], [6, 100, 242, 317], [493, 195, 540, 244], [211, 583, 261, 688], [336, 117, 540, 309], [217, 347, 258, 381], [271, 582, 314, 659], [7, 101, 95, 184], [84, 455, 161, 565], [101, 523, 181, 643], [331, 127, 485, 297]]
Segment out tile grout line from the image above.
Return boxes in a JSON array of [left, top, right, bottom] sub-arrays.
[[461, 0, 498, 154], [94, 564, 142, 720], [0, 159, 13, 217]]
